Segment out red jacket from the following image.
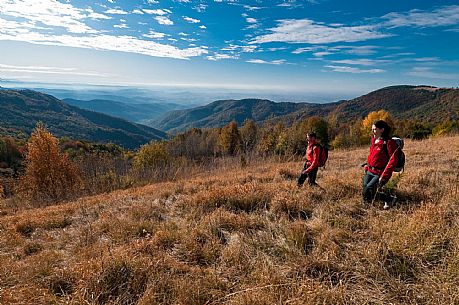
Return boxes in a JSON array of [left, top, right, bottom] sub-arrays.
[[365, 137, 399, 182], [303, 143, 320, 173]]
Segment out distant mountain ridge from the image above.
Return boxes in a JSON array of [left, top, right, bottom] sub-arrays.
[[0, 89, 166, 149], [150, 86, 459, 132], [63, 98, 187, 123], [150, 98, 308, 132]]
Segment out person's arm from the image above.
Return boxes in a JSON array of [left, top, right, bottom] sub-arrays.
[[303, 146, 320, 173], [380, 140, 399, 184]]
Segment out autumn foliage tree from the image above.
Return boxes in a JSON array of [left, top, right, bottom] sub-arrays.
[[20, 124, 82, 203], [218, 121, 242, 156]]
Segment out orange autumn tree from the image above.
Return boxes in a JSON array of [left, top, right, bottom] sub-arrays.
[[20, 123, 82, 203], [360, 110, 395, 144]]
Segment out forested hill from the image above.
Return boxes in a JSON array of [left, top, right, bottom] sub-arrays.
[[150, 98, 310, 132], [326, 85, 459, 123], [151, 86, 459, 132], [0, 89, 166, 149]]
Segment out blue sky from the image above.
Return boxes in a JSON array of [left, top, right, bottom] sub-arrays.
[[1, 0, 459, 99]]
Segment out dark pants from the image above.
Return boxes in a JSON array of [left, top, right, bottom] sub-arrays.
[[297, 163, 319, 186], [362, 171, 391, 203]]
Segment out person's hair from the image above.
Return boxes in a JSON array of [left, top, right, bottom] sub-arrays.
[[307, 132, 317, 138], [373, 120, 391, 138]]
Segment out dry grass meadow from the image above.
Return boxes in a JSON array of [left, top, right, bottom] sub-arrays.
[[1, 135, 459, 304]]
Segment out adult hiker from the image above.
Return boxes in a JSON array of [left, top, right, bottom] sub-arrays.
[[297, 132, 325, 187], [362, 120, 400, 209]]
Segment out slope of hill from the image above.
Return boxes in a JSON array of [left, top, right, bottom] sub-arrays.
[[150, 98, 310, 132], [0, 89, 166, 149], [294, 85, 459, 124], [151, 86, 459, 132], [1, 135, 458, 304], [63, 98, 187, 123]]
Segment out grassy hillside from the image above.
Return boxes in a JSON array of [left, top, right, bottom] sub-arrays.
[[0, 89, 167, 149], [1, 135, 459, 304]]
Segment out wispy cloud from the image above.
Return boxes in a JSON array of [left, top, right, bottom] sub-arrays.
[[407, 67, 459, 80], [246, 59, 286, 65], [251, 19, 390, 44], [104, 8, 128, 15], [0, 19, 207, 59], [0, 63, 111, 77], [331, 59, 390, 66], [142, 30, 168, 39], [382, 5, 459, 28], [155, 16, 174, 25], [325, 65, 385, 73], [293, 45, 379, 56], [183, 16, 200, 23], [113, 23, 129, 29], [0, 0, 98, 34], [143, 9, 171, 15], [207, 53, 238, 61]]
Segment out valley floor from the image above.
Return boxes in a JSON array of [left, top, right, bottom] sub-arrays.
[[1, 135, 459, 304]]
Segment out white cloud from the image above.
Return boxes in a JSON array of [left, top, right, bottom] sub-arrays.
[[146, 0, 159, 3], [413, 57, 440, 62], [85, 9, 111, 20], [313, 51, 333, 57], [243, 5, 263, 11], [246, 18, 257, 23], [331, 59, 390, 66], [325, 65, 385, 73], [251, 19, 390, 44], [0, 63, 110, 77], [114, 23, 129, 29], [142, 30, 167, 39], [199, 25, 207, 29], [407, 67, 459, 80], [155, 16, 174, 25], [335, 45, 379, 56], [143, 9, 169, 15], [207, 53, 238, 61], [246, 59, 286, 65], [132, 9, 144, 14], [0, 25, 208, 59], [221, 44, 257, 53], [194, 4, 208, 12], [0, 0, 98, 34], [382, 5, 459, 28], [105, 8, 128, 15], [183, 16, 200, 23]]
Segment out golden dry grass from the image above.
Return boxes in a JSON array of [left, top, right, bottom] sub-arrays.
[[1, 135, 459, 304]]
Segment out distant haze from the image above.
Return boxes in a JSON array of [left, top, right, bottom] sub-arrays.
[[0, 80, 361, 105]]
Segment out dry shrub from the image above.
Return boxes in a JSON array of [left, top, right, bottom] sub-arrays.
[[23, 242, 43, 256], [186, 182, 273, 215], [284, 221, 315, 254], [86, 258, 149, 305], [174, 226, 224, 266], [271, 192, 314, 220], [19, 124, 82, 204]]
